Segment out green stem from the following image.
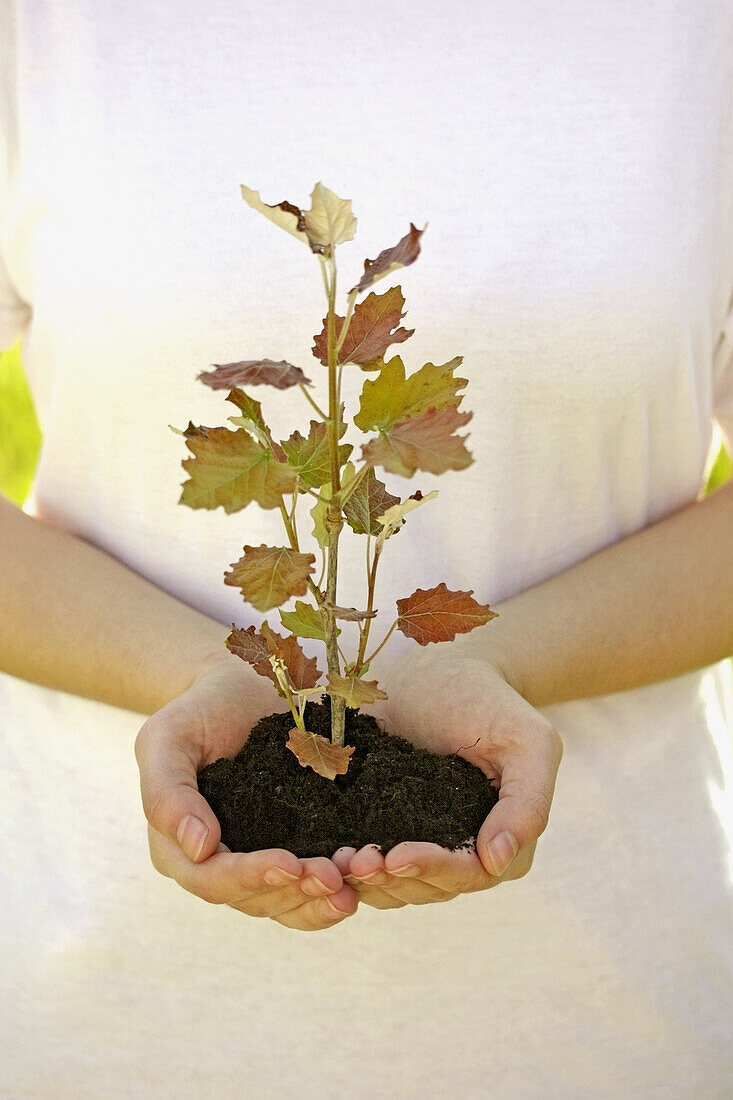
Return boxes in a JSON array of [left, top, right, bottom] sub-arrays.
[[363, 619, 398, 669], [299, 382, 328, 421]]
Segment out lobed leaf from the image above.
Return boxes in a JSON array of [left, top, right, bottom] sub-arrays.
[[361, 404, 473, 478], [180, 427, 297, 512], [280, 418, 353, 491], [376, 488, 438, 542], [343, 466, 401, 537], [286, 727, 355, 780], [224, 544, 316, 612], [326, 672, 388, 708], [302, 182, 357, 253], [395, 582, 497, 645], [278, 600, 329, 641], [259, 621, 322, 690], [354, 355, 467, 434], [311, 285, 414, 369], [349, 222, 426, 296], [225, 624, 282, 693], [198, 359, 312, 391]]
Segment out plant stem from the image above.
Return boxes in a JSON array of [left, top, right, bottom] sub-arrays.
[[355, 535, 382, 672], [299, 383, 328, 421], [363, 619, 398, 668], [319, 253, 346, 746]]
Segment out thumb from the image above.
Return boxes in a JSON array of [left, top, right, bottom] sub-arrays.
[[135, 714, 222, 864], [476, 737, 560, 878]]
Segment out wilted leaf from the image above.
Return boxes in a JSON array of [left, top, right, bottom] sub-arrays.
[[259, 621, 322, 690], [376, 488, 438, 541], [361, 405, 473, 478], [240, 184, 309, 245], [343, 467, 401, 536], [302, 182, 357, 253], [396, 582, 497, 645], [286, 726, 355, 779], [180, 427, 297, 512], [278, 600, 328, 641], [280, 417, 353, 490], [326, 672, 388, 708], [353, 355, 467, 434], [349, 222, 426, 296], [224, 544, 316, 612], [198, 359, 312, 391], [312, 285, 414, 369]]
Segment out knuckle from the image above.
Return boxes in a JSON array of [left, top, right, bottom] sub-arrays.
[[525, 789, 553, 837]]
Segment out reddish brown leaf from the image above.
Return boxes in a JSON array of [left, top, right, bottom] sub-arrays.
[[361, 405, 473, 478], [198, 359, 312, 390], [311, 285, 414, 369], [286, 727, 355, 779], [349, 223, 426, 296], [396, 582, 497, 645], [224, 544, 316, 612], [259, 621, 322, 691], [225, 624, 285, 695]]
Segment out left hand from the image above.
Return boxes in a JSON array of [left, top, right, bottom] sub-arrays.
[[331, 642, 563, 909]]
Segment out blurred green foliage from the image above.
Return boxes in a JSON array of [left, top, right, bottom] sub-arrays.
[[0, 343, 42, 505]]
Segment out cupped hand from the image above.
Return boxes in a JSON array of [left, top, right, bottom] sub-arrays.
[[331, 643, 562, 909], [134, 651, 359, 931]]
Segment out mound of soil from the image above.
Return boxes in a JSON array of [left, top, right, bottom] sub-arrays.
[[197, 695, 499, 859]]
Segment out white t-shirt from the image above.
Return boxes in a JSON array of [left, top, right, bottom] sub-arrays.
[[2, 2, 732, 1096]]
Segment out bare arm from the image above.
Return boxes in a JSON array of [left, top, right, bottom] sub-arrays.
[[0, 492, 276, 715], [475, 478, 733, 707]]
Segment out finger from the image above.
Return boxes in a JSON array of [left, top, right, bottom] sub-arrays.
[[148, 825, 302, 903], [272, 884, 359, 931], [331, 846, 357, 877], [349, 842, 491, 894], [477, 730, 561, 878], [135, 715, 221, 863]]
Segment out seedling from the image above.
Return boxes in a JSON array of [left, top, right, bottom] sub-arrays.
[[173, 183, 496, 780]]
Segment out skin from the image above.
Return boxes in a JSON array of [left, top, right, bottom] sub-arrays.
[[1, 473, 731, 930]]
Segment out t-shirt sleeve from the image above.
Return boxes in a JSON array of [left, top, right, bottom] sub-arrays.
[[0, 0, 32, 354], [712, 287, 733, 451]]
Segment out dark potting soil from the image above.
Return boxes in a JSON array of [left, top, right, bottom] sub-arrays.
[[197, 695, 499, 859]]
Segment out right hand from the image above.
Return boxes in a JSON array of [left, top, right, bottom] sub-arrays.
[[134, 650, 359, 931]]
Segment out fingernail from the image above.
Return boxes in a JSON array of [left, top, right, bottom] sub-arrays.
[[388, 864, 421, 877], [487, 831, 519, 877], [301, 875, 331, 896], [176, 815, 209, 862], [264, 867, 301, 886]]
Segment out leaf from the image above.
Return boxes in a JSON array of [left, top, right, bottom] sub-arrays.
[[224, 544, 316, 612], [376, 488, 438, 542], [310, 460, 356, 548], [169, 421, 214, 439], [395, 582, 498, 645], [198, 359, 312, 391], [343, 466, 401, 536], [180, 427, 297, 512], [349, 222, 426, 296], [353, 355, 467, 433], [326, 672, 388, 708], [279, 600, 328, 641], [225, 624, 283, 693], [241, 184, 309, 245], [311, 285, 414, 369], [259, 621, 322, 690], [361, 405, 473, 478], [225, 388, 268, 433], [280, 418, 353, 491], [286, 727, 355, 780], [302, 182, 357, 253]]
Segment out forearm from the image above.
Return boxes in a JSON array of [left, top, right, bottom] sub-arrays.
[[0, 493, 237, 714], [473, 479, 733, 708]]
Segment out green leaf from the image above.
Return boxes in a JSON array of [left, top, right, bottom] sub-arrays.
[[353, 355, 467, 433], [280, 418, 353, 491], [0, 345, 42, 506], [279, 600, 329, 641], [310, 460, 356, 548]]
